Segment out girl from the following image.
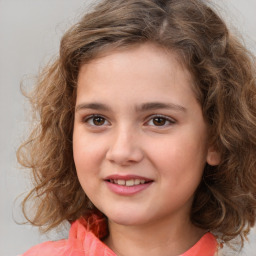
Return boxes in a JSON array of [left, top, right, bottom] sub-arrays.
[[18, 0, 256, 255]]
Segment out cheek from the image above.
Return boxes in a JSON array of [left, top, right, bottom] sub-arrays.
[[73, 132, 109, 196], [148, 130, 208, 178], [73, 129, 105, 163], [73, 135, 101, 193], [154, 138, 206, 164], [73, 132, 94, 176]]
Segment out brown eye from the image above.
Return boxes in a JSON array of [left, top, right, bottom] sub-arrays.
[[92, 116, 105, 126], [146, 115, 175, 127], [152, 117, 167, 126], [84, 115, 109, 126]]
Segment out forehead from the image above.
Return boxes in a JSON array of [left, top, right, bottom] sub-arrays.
[[76, 43, 199, 111], [78, 43, 192, 86]]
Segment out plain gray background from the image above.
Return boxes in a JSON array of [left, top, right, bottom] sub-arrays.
[[0, 1, 255, 255]]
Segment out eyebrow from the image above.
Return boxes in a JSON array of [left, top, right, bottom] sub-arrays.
[[75, 102, 187, 113], [75, 103, 110, 112], [136, 102, 187, 113]]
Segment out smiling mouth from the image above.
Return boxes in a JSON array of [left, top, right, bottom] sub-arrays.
[[104, 176, 153, 195], [107, 179, 149, 187]]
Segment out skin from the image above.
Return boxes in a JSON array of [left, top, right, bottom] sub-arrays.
[[73, 43, 219, 256]]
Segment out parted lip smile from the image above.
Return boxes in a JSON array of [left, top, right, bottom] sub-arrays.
[[105, 174, 153, 184], [104, 175, 154, 188]]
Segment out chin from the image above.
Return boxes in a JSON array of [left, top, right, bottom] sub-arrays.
[[110, 218, 145, 227], [105, 210, 147, 226]]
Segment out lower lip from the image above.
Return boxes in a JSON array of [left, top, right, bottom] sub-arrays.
[[105, 181, 153, 196]]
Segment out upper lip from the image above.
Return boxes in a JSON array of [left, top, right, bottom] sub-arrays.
[[104, 174, 153, 181]]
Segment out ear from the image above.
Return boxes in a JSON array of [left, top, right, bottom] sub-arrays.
[[206, 146, 221, 166]]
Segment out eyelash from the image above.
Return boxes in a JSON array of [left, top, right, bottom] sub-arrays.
[[82, 114, 176, 127], [83, 114, 110, 127], [145, 114, 176, 127]]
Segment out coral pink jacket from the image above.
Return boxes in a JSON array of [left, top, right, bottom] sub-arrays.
[[22, 214, 218, 256]]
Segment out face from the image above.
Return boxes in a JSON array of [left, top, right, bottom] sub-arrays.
[[73, 43, 218, 227]]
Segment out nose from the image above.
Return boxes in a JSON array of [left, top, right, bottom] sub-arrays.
[[106, 127, 144, 166]]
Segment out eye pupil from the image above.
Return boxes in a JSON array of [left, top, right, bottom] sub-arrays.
[[93, 117, 105, 125], [153, 117, 166, 126]]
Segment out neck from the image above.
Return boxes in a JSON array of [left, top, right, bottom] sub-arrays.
[[104, 214, 205, 256]]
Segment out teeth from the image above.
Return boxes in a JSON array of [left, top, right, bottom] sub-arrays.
[[134, 179, 140, 185], [117, 180, 125, 185], [111, 179, 147, 186], [126, 179, 134, 186]]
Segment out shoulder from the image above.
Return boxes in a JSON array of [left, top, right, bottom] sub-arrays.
[[21, 239, 72, 256], [181, 232, 218, 256], [20, 215, 111, 256]]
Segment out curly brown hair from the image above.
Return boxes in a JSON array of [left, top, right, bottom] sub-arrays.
[[17, 0, 256, 247]]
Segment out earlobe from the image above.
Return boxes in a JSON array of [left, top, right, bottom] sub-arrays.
[[206, 147, 221, 166]]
